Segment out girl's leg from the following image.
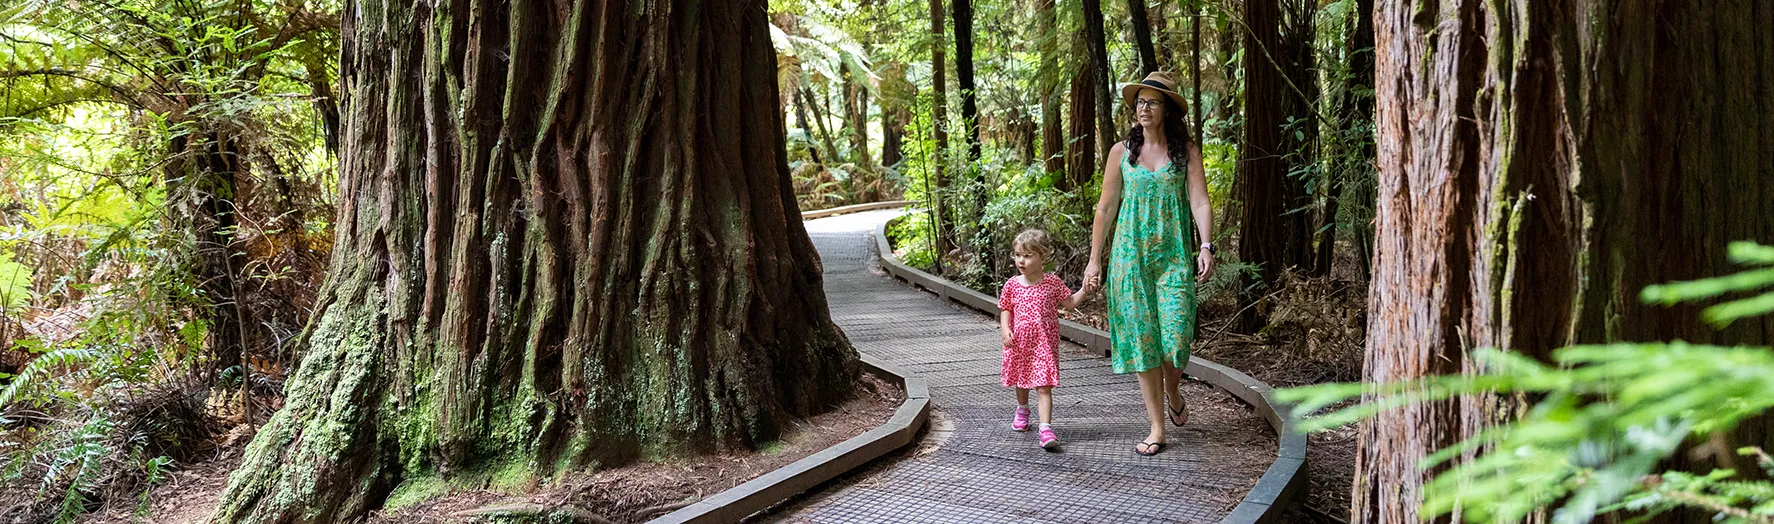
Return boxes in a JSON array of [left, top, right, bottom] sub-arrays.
[[1035, 387, 1054, 424], [1135, 368, 1166, 450], [1016, 387, 1030, 406]]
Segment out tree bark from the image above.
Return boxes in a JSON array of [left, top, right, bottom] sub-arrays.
[[929, 0, 955, 256], [211, 1, 859, 521], [1038, 0, 1064, 177], [794, 89, 824, 165], [844, 69, 872, 167], [1061, 63, 1097, 192], [1191, 2, 1201, 141], [801, 87, 844, 166], [1150, 2, 1170, 69], [186, 133, 250, 377], [880, 63, 911, 168], [1280, 0, 1317, 271], [954, 0, 987, 269], [1234, 0, 1286, 333], [1126, 0, 1159, 75], [881, 108, 905, 168], [1080, 0, 1117, 159], [1127, 0, 1159, 76], [1354, 0, 1774, 521], [1316, 0, 1374, 279]]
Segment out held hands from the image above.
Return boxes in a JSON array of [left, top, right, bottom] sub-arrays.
[[1083, 261, 1103, 295]]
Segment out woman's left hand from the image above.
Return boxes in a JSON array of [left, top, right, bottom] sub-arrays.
[[1196, 250, 1215, 283]]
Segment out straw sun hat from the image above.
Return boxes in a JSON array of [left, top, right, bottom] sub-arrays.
[[1119, 71, 1188, 114]]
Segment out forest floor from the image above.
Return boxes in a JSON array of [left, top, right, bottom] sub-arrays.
[[86, 374, 903, 524]]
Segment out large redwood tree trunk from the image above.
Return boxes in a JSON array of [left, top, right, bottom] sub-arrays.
[[1355, 0, 1774, 521], [211, 1, 859, 521]]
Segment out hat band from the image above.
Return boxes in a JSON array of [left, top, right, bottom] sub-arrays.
[[1140, 79, 1173, 92]]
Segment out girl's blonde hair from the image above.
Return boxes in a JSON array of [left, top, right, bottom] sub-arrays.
[[1013, 229, 1055, 259]]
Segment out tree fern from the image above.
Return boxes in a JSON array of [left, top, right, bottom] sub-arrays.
[[0, 347, 102, 409]]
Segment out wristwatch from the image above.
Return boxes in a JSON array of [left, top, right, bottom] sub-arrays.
[[1200, 242, 1216, 256]]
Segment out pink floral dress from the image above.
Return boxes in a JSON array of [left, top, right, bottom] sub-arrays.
[[998, 274, 1071, 389]]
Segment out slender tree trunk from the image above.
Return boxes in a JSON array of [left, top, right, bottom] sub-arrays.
[[929, 0, 955, 256], [1215, 14, 1240, 130], [953, 0, 979, 156], [1038, 0, 1064, 177], [879, 63, 911, 168], [802, 86, 844, 167], [1322, 0, 1374, 280], [1235, 0, 1286, 333], [882, 108, 904, 168], [1312, 175, 1340, 276], [1355, 0, 1774, 521], [1191, 2, 1201, 141], [954, 0, 986, 266], [794, 90, 824, 165], [845, 69, 872, 167], [1062, 64, 1097, 192], [1080, 0, 1117, 159], [1279, 0, 1316, 270], [302, 59, 341, 155], [1126, 0, 1159, 75], [1152, 1, 1173, 69], [212, 1, 859, 521], [203, 138, 249, 377]]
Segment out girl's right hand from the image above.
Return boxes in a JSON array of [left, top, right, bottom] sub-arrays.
[[1001, 328, 1014, 346]]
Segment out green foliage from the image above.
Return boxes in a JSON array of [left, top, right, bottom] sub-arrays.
[[0, 0, 337, 518], [1279, 242, 1774, 523]]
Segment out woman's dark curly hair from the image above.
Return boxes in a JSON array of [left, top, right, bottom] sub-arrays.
[[1121, 94, 1192, 171]]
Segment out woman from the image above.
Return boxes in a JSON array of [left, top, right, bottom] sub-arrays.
[[1083, 72, 1215, 456]]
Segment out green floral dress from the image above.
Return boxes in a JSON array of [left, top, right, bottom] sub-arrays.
[[1108, 149, 1196, 374]]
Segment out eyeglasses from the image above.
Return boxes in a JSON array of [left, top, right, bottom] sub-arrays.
[[1135, 98, 1165, 110]]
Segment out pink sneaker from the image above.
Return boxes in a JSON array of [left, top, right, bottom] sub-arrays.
[[1011, 406, 1030, 431], [1038, 426, 1059, 450]]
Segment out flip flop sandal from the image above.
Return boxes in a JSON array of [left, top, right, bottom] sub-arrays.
[[1135, 441, 1166, 456], [1168, 402, 1188, 427]]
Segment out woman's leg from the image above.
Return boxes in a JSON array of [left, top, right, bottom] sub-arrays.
[[1135, 368, 1166, 450], [1036, 386, 1054, 424], [1160, 360, 1187, 425]]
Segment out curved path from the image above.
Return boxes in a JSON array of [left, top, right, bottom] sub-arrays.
[[765, 210, 1280, 523]]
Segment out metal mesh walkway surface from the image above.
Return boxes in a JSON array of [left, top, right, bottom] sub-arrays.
[[760, 210, 1278, 524]]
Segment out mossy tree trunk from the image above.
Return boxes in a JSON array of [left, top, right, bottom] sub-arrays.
[[1354, 0, 1774, 521], [210, 1, 859, 521]]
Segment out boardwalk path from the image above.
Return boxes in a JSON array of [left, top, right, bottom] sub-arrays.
[[765, 210, 1278, 523]]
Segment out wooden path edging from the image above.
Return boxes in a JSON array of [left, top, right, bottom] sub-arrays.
[[648, 355, 930, 524], [871, 215, 1308, 523], [798, 200, 920, 220]]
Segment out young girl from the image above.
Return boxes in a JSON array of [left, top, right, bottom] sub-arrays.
[[999, 229, 1092, 450]]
